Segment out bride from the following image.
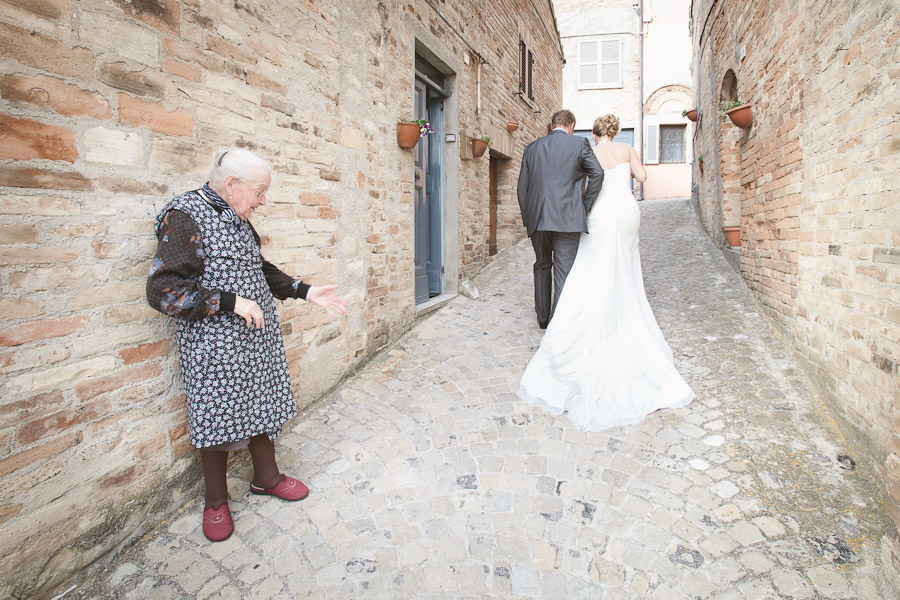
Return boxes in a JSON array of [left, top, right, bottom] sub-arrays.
[[517, 114, 694, 432]]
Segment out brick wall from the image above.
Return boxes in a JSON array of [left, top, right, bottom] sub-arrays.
[[0, 0, 562, 596], [691, 0, 900, 574]]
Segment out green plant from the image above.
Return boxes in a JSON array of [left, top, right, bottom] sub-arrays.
[[697, 154, 704, 163], [682, 109, 690, 117], [479, 135, 492, 146], [720, 100, 744, 113], [414, 118, 434, 137]]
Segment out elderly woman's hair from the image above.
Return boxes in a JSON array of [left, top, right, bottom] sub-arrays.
[[592, 114, 620, 138], [208, 148, 271, 187]]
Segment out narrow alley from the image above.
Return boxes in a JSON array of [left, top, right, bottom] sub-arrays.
[[71, 199, 895, 599]]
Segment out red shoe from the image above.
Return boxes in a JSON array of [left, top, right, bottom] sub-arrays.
[[202, 504, 233, 542], [249, 475, 309, 501]]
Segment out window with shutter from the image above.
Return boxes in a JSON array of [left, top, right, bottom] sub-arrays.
[[519, 39, 527, 95], [659, 125, 686, 163], [527, 49, 534, 100], [578, 38, 622, 89]]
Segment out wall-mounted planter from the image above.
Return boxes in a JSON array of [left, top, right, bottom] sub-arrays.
[[397, 121, 420, 148], [725, 104, 752, 129], [506, 121, 519, 133], [684, 109, 698, 122], [723, 225, 740, 247], [471, 138, 489, 158]]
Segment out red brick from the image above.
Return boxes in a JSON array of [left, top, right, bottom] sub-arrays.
[[0, 430, 82, 477], [8, 0, 70, 21], [0, 74, 111, 119], [0, 504, 22, 525], [0, 390, 66, 429], [119, 339, 170, 365], [0, 113, 77, 162], [0, 315, 89, 347], [0, 299, 42, 321], [0, 224, 38, 243], [246, 70, 285, 95], [111, 0, 180, 35], [97, 177, 169, 195], [0, 247, 82, 266], [136, 434, 166, 458], [0, 22, 93, 79], [161, 56, 202, 82], [0, 166, 91, 190], [317, 206, 341, 219], [0, 343, 68, 375], [74, 362, 163, 401], [118, 94, 193, 137], [17, 398, 108, 445], [205, 33, 258, 65], [163, 37, 224, 72], [97, 61, 171, 99], [300, 192, 330, 206]]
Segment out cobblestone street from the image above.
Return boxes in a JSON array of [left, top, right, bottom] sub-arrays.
[[72, 199, 896, 599]]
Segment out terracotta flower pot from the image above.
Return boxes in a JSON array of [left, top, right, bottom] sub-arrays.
[[397, 121, 420, 148], [471, 138, 489, 158], [725, 104, 752, 129], [723, 225, 740, 247], [506, 121, 519, 133], [698, 160, 704, 175], [685, 109, 698, 122]]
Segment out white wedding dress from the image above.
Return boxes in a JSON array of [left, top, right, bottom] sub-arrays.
[[517, 162, 694, 432]]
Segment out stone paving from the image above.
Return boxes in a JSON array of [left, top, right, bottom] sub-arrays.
[[71, 199, 897, 599]]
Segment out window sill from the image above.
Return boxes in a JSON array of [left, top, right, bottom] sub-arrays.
[[577, 83, 624, 90]]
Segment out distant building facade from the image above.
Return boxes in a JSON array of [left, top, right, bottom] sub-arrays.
[[556, 0, 693, 200]]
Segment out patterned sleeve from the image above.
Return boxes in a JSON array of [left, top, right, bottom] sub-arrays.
[[247, 223, 311, 301], [146, 209, 236, 320]]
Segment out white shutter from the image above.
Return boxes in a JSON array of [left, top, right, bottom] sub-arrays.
[[645, 124, 659, 165], [600, 39, 622, 87], [578, 41, 598, 87]]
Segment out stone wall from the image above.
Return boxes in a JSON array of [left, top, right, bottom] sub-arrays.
[[0, 0, 562, 596], [690, 0, 900, 578]]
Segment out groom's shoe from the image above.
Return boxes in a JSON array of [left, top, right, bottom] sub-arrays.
[[538, 320, 548, 329]]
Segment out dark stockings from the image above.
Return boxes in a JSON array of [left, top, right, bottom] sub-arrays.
[[198, 434, 283, 509]]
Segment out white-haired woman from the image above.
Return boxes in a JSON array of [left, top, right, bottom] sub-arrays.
[[147, 148, 347, 542]]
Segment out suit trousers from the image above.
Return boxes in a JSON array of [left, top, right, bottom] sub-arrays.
[[530, 230, 580, 324]]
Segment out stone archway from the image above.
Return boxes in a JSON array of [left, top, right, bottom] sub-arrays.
[[645, 84, 692, 115]]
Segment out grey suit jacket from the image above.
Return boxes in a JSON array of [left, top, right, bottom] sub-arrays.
[[516, 130, 604, 236]]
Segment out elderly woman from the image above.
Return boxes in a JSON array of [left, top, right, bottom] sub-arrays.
[[147, 148, 347, 542]]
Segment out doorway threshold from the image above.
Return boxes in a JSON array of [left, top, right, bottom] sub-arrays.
[[415, 293, 457, 318]]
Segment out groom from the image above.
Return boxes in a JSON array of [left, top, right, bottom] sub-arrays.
[[517, 109, 604, 328]]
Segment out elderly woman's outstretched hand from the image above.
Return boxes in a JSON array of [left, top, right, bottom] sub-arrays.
[[307, 285, 348, 317], [234, 296, 265, 328]]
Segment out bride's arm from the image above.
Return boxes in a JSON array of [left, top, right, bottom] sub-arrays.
[[629, 146, 647, 182]]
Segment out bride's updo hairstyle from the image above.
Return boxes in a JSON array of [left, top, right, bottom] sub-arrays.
[[592, 114, 620, 138]]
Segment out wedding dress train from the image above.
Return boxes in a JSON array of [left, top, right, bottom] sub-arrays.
[[517, 163, 694, 432]]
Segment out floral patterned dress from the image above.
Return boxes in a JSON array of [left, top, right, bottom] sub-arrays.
[[148, 190, 308, 449]]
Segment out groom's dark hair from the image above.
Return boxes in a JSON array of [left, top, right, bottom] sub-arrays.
[[550, 109, 576, 129]]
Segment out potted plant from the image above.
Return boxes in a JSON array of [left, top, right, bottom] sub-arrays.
[[682, 109, 698, 122], [697, 154, 704, 175], [396, 118, 434, 148], [721, 101, 752, 129], [723, 225, 740, 247], [471, 135, 491, 158], [506, 121, 519, 133]]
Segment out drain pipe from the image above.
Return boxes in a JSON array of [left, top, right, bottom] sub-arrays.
[[638, 0, 645, 200]]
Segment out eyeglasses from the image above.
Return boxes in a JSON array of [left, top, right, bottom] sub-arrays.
[[217, 151, 228, 166]]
